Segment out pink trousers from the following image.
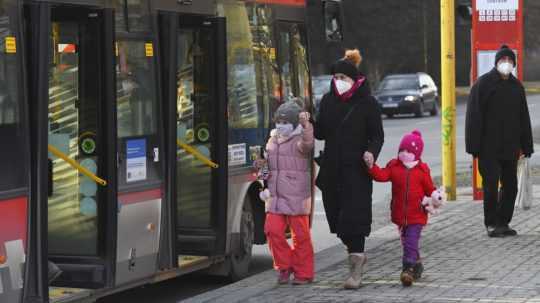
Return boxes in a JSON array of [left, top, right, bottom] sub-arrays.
[[264, 213, 314, 279]]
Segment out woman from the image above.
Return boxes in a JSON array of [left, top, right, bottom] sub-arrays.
[[314, 49, 384, 289]]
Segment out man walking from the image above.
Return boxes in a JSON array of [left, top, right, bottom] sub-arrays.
[[465, 44, 534, 238]]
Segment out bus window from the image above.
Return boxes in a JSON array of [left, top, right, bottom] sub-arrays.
[[221, 1, 258, 132], [278, 28, 294, 101], [0, 5, 27, 193], [176, 28, 213, 228], [247, 4, 281, 129], [116, 40, 158, 138], [126, 0, 151, 32], [113, 0, 151, 33], [48, 21, 100, 255], [324, 0, 343, 42], [290, 25, 311, 109]]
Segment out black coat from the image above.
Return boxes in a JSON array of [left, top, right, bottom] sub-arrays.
[[314, 80, 384, 237], [465, 68, 534, 160]]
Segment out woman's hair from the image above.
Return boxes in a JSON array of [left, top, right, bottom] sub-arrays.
[[343, 49, 362, 67]]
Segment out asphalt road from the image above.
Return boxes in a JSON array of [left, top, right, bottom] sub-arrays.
[[98, 94, 540, 303]]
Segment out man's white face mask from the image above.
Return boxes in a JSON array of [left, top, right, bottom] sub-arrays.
[[497, 61, 514, 76], [334, 79, 353, 94]]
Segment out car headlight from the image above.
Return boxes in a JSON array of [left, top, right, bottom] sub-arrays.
[[404, 95, 418, 102]]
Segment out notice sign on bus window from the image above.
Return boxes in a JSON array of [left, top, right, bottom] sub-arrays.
[[228, 143, 247, 166], [126, 139, 147, 182], [476, 0, 518, 11], [5, 36, 16, 53]]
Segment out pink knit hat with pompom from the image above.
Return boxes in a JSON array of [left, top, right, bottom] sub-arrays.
[[399, 130, 424, 161]]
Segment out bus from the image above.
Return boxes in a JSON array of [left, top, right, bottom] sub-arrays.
[[0, 0, 313, 302]]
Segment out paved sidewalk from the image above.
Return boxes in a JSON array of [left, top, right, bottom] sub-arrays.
[[185, 186, 540, 303]]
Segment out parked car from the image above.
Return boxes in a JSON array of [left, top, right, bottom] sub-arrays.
[[375, 73, 439, 118], [311, 74, 332, 114]]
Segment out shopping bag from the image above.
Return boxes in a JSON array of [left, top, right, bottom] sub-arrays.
[[515, 157, 533, 210]]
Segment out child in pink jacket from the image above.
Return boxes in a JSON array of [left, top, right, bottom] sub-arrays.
[[257, 101, 315, 285]]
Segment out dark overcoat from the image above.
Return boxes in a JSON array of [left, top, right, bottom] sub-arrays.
[[465, 68, 534, 159], [314, 80, 384, 237]]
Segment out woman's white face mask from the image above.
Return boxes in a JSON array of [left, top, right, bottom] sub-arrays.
[[497, 61, 514, 76], [275, 123, 294, 136], [334, 79, 353, 94]]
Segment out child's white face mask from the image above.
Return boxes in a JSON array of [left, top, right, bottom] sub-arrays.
[[398, 151, 418, 168], [276, 123, 294, 136]]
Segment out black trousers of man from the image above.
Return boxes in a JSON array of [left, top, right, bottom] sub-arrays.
[[478, 157, 518, 228]]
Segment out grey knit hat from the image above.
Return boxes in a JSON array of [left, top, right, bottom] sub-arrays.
[[275, 101, 301, 127]]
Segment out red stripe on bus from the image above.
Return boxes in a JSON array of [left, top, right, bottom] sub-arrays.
[[0, 196, 28, 256], [249, 0, 305, 6], [118, 188, 162, 205]]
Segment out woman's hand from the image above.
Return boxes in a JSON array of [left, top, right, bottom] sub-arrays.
[[363, 151, 374, 169]]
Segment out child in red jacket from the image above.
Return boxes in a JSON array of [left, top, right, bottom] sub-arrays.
[[364, 130, 445, 286]]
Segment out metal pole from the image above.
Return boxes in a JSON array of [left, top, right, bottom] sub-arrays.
[[441, 0, 457, 200]]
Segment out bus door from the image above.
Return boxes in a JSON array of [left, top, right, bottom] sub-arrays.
[[26, 4, 117, 292], [160, 15, 228, 262], [114, 8, 164, 285]]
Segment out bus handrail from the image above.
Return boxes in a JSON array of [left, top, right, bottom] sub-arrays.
[[47, 144, 108, 186], [176, 139, 219, 169]]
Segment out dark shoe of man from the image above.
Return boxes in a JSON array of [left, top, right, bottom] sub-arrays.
[[48, 261, 62, 284], [487, 226, 505, 238], [499, 225, 517, 236], [486, 225, 497, 237]]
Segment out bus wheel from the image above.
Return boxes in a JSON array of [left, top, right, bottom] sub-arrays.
[[229, 198, 254, 281]]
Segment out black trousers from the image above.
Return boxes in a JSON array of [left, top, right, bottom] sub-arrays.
[[339, 234, 365, 254], [478, 157, 518, 227]]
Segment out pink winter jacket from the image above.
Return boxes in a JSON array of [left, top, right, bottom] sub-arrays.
[[265, 123, 314, 215]]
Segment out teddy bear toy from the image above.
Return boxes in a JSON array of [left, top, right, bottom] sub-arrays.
[[422, 187, 446, 215]]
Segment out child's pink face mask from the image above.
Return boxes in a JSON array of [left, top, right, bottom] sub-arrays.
[[398, 150, 416, 163]]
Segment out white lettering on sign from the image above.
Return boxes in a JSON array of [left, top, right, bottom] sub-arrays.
[[476, 0, 518, 11], [478, 9, 516, 22]]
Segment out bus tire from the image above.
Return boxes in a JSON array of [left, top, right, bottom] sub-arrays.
[[228, 196, 254, 281]]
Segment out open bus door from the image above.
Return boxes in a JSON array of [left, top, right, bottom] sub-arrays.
[[26, 1, 165, 299], [25, 2, 118, 299], [159, 14, 228, 269]]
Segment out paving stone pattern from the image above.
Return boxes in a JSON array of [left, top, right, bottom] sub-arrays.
[[239, 188, 540, 303]]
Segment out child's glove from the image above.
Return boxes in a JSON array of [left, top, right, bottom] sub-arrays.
[[363, 151, 374, 169], [253, 159, 270, 180], [299, 112, 311, 128], [259, 189, 271, 202]]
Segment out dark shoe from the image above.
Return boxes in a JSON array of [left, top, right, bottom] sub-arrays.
[[400, 268, 414, 287], [486, 225, 496, 236], [413, 262, 424, 280], [488, 226, 505, 238], [48, 261, 62, 284], [500, 225, 517, 236]]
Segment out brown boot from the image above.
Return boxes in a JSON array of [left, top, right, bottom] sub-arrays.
[[400, 267, 415, 287], [344, 253, 367, 289]]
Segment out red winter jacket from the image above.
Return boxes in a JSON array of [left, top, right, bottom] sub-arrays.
[[369, 159, 436, 226]]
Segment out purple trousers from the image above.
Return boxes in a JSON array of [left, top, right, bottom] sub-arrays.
[[399, 224, 423, 265]]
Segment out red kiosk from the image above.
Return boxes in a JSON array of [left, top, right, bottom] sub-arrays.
[[471, 0, 524, 200]]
